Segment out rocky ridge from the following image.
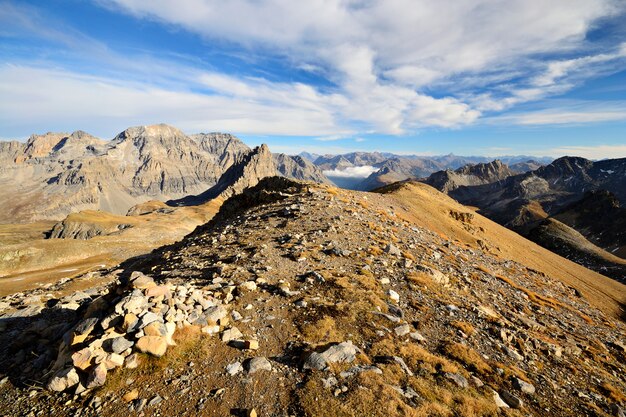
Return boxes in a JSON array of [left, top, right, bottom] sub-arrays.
[[424, 160, 515, 195], [0, 178, 624, 416]]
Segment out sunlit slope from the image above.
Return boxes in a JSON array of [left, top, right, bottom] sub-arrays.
[[377, 181, 626, 319]]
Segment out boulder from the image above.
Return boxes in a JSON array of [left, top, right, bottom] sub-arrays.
[[47, 368, 80, 392], [136, 336, 168, 357], [304, 341, 359, 370]]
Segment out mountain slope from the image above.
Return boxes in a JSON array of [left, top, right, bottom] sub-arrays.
[[527, 218, 626, 283], [0, 178, 624, 417], [552, 190, 626, 256]]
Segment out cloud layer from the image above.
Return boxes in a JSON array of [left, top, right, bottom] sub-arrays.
[[1, 0, 626, 139]]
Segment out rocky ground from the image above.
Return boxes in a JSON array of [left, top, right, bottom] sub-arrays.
[[0, 178, 625, 416]]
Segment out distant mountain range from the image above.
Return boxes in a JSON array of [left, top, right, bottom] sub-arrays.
[[422, 156, 626, 282], [0, 124, 326, 222], [298, 151, 553, 190]]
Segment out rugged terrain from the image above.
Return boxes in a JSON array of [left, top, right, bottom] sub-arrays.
[[424, 157, 626, 281], [423, 161, 514, 195], [0, 178, 624, 417], [313, 152, 550, 191], [0, 142, 283, 294], [0, 124, 326, 223]]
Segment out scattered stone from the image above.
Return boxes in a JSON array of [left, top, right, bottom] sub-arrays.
[[238, 281, 257, 292], [394, 324, 411, 336], [124, 353, 140, 369], [387, 290, 400, 303], [221, 327, 244, 342], [322, 376, 338, 388], [246, 357, 272, 374], [444, 372, 468, 388], [204, 305, 228, 323], [226, 362, 243, 376], [85, 363, 107, 389], [129, 272, 156, 289], [409, 331, 426, 342], [71, 317, 99, 345], [339, 365, 382, 378], [492, 390, 510, 408], [144, 321, 168, 337], [132, 398, 148, 413], [121, 313, 139, 332], [148, 395, 163, 407], [122, 389, 139, 403], [512, 377, 535, 395], [470, 375, 484, 388], [47, 368, 80, 392], [385, 244, 402, 257], [104, 353, 125, 369], [71, 348, 94, 371], [500, 390, 523, 409], [104, 337, 134, 354]]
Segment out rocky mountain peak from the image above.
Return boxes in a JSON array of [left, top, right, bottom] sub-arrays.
[[540, 156, 594, 178], [456, 159, 513, 180], [19, 132, 68, 161], [170, 143, 277, 205], [424, 159, 515, 194], [112, 124, 187, 147]]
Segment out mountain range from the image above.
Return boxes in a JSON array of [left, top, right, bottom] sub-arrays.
[[0, 124, 625, 417], [0, 124, 326, 223], [423, 157, 626, 282]]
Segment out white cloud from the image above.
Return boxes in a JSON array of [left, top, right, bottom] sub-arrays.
[[510, 111, 626, 125], [323, 165, 379, 178], [0, 65, 347, 137], [98, 0, 625, 132], [2, 0, 626, 137], [493, 100, 626, 126], [541, 145, 626, 159]]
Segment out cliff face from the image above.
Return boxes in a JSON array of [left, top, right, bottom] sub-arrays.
[[273, 153, 330, 184], [169, 144, 278, 205]]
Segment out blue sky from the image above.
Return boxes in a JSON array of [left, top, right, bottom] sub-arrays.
[[1, 0, 626, 158]]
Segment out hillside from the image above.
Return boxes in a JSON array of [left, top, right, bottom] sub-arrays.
[[0, 178, 624, 417], [423, 157, 626, 279]]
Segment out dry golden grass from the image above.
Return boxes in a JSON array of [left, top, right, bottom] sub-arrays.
[[301, 316, 345, 344], [402, 251, 416, 261], [400, 343, 460, 374], [495, 274, 564, 309], [376, 181, 626, 320], [450, 321, 475, 337], [368, 245, 384, 256], [442, 343, 492, 375], [406, 271, 433, 284], [600, 382, 626, 402]]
